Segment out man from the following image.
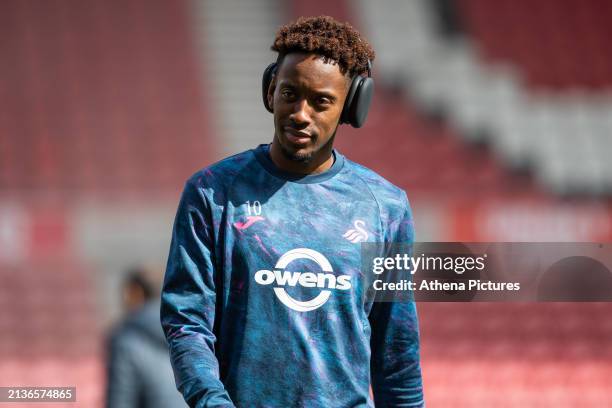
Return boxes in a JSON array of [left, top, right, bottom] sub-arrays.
[[161, 16, 424, 408], [106, 268, 187, 408]]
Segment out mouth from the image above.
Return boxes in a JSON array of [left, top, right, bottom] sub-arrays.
[[284, 127, 313, 146]]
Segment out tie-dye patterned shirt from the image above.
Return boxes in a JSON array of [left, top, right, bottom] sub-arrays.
[[161, 144, 424, 407]]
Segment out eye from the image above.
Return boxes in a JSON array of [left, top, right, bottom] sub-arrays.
[[316, 96, 331, 106], [280, 89, 296, 101]]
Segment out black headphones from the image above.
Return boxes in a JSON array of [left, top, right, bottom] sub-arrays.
[[262, 58, 374, 128]]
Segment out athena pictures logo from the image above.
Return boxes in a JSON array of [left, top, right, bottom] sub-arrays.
[[254, 248, 352, 312]]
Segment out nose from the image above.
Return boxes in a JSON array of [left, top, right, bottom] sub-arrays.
[[289, 98, 311, 127]]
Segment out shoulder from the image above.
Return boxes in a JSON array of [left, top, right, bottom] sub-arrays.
[[343, 157, 415, 241], [177, 149, 259, 208], [186, 149, 256, 190], [342, 157, 410, 215], [107, 320, 139, 356]]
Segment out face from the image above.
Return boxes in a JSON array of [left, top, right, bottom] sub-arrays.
[[267, 53, 350, 164], [123, 283, 145, 312]]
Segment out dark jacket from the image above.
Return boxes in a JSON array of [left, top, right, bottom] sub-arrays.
[[106, 300, 187, 408]]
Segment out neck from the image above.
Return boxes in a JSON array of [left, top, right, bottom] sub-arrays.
[[269, 139, 334, 175]]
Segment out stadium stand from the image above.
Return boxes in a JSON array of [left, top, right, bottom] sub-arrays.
[[0, 0, 215, 196], [353, 0, 612, 196], [456, 0, 612, 90], [191, 0, 281, 156], [419, 302, 612, 407], [0, 258, 103, 407], [455, 0, 612, 196]]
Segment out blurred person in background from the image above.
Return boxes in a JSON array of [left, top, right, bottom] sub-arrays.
[[161, 16, 423, 408], [106, 267, 187, 408]]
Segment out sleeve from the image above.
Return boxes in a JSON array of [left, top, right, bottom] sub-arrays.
[[105, 332, 140, 408], [368, 191, 425, 407], [160, 180, 236, 408]]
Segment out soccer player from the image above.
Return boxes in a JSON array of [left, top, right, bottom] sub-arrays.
[[161, 16, 424, 408]]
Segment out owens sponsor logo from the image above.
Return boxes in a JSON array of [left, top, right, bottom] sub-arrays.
[[254, 248, 352, 312]]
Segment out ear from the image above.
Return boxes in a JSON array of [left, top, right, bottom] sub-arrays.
[[266, 76, 276, 112]]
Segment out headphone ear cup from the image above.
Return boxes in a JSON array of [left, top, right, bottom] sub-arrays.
[[348, 77, 374, 128], [340, 76, 374, 128], [262, 63, 277, 113]]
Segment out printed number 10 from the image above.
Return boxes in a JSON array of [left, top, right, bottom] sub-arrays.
[[246, 201, 262, 216]]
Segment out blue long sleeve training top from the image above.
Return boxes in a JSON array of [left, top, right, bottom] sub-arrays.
[[161, 144, 424, 408]]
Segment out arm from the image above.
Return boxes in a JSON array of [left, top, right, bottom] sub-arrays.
[[105, 333, 139, 408], [369, 192, 424, 407], [160, 180, 235, 408]]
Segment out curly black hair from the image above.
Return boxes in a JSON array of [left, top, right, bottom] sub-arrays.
[[271, 16, 375, 77]]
